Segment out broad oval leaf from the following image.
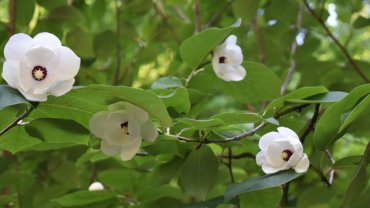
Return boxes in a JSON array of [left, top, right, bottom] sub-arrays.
[[339, 94, 370, 132], [0, 126, 41, 154], [314, 84, 370, 150], [210, 112, 266, 125], [224, 170, 302, 201], [52, 190, 116, 207], [179, 145, 219, 200], [151, 87, 191, 113], [151, 76, 183, 89], [176, 117, 225, 129], [286, 91, 347, 104], [29, 85, 172, 128], [0, 85, 29, 111], [180, 20, 240, 69]]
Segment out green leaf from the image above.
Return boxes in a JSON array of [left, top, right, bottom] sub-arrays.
[[353, 16, 370, 29], [339, 94, 370, 132], [52, 190, 116, 207], [66, 27, 95, 57], [0, 126, 41, 154], [181, 196, 238, 208], [224, 170, 302, 201], [286, 91, 347, 104], [76, 149, 109, 166], [93, 30, 116, 59], [266, 86, 328, 115], [151, 76, 183, 89], [0, 85, 29, 111], [333, 155, 363, 169], [314, 84, 370, 150], [179, 145, 219, 200], [47, 6, 84, 25], [176, 117, 225, 129], [149, 157, 185, 186], [189, 61, 281, 103], [296, 187, 334, 208], [137, 185, 181, 203], [342, 141, 370, 207], [25, 118, 89, 151], [180, 20, 240, 69], [16, 0, 35, 28], [151, 87, 191, 113], [36, 0, 67, 10], [98, 169, 136, 192], [144, 136, 187, 157], [210, 112, 266, 125], [29, 85, 172, 128], [239, 187, 282, 208]]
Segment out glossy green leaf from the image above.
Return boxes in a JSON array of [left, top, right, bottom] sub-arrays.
[[333, 155, 362, 169], [98, 169, 136, 192], [149, 157, 185, 186], [52, 190, 116, 207], [180, 20, 240, 69], [176, 117, 225, 129], [314, 84, 370, 150], [151, 87, 190, 113], [353, 16, 370, 29], [151, 76, 183, 89], [339, 94, 370, 132], [296, 187, 334, 208], [0, 85, 29, 111], [179, 145, 219, 200], [181, 196, 238, 208], [29, 85, 172, 128], [224, 170, 302, 201], [266, 86, 328, 115], [286, 91, 347, 104], [232, 0, 260, 23], [189, 61, 281, 103], [210, 112, 266, 125], [0, 126, 41, 154], [342, 142, 370, 207]]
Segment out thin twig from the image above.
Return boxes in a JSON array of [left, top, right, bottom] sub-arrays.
[[281, 3, 305, 95], [252, 17, 266, 64], [0, 105, 33, 136], [310, 165, 332, 187], [205, 0, 235, 27], [280, 182, 290, 207], [185, 61, 210, 87], [113, 0, 122, 85], [7, 0, 16, 38], [300, 104, 320, 143], [220, 152, 255, 160], [226, 148, 235, 183], [325, 149, 335, 185], [303, 0, 370, 83], [194, 0, 201, 33]]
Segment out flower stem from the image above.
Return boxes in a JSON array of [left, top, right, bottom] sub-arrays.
[[0, 104, 34, 136]]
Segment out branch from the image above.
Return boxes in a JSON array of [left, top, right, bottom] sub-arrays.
[[303, 0, 370, 83], [280, 182, 290, 207], [226, 148, 235, 183], [252, 17, 266, 65], [185, 61, 210, 87], [325, 149, 335, 185], [206, 0, 235, 27], [7, 0, 16, 38], [300, 104, 320, 143], [193, 0, 201, 33], [113, 0, 122, 85], [0, 105, 33, 136], [310, 165, 332, 187], [281, 3, 304, 95]]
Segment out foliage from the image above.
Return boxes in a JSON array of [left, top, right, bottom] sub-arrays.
[[0, 0, 369, 207]]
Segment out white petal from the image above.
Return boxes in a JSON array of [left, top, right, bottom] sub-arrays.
[[258, 132, 281, 151], [294, 154, 310, 173], [277, 127, 300, 140], [120, 138, 142, 161], [127, 102, 149, 124], [100, 139, 120, 156], [4, 33, 34, 60], [33, 32, 62, 49], [224, 46, 243, 65], [19, 90, 47, 102], [88, 182, 104, 191], [107, 111, 129, 123], [256, 151, 266, 166], [53, 46, 81, 81], [128, 119, 141, 140], [25, 46, 56, 66], [262, 164, 282, 174], [265, 143, 285, 167], [105, 127, 130, 146], [2, 60, 20, 88], [287, 151, 303, 167], [225, 35, 237, 45], [141, 121, 158, 142], [89, 111, 115, 139], [108, 102, 127, 111], [48, 79, 75, 96], [212, 64, 246, 81]]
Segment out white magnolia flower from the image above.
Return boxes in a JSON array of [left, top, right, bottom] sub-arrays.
[[256, 127, 310, 174], [88, 182, 104, 191], [2, 32, 80, 102], [89, 102, 158, 161], [211, 35, 246, 81]]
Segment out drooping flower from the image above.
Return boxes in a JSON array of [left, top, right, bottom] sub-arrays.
[[89, 102, 158, 161], [211, 35, 246, 81], [88, 182, 104, 191], [2, 32, 80, 102], [256, 127, 310, 174]]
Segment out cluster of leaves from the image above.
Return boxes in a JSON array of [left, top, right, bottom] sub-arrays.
[[0, 0, 369, 207]]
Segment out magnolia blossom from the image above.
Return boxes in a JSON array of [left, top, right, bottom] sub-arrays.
[[211, 35, 246, 81], [89, 102, 158, 161], [256, 127, 310, 174], [2, 32, 80, 102], [88, 182, 104, 191]]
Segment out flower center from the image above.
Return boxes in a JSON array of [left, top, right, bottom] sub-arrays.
[[219, 56, 227, 64], [32, 65, 47, 81], [120, 121, 129, 135], [281, 150, 293, 161]]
